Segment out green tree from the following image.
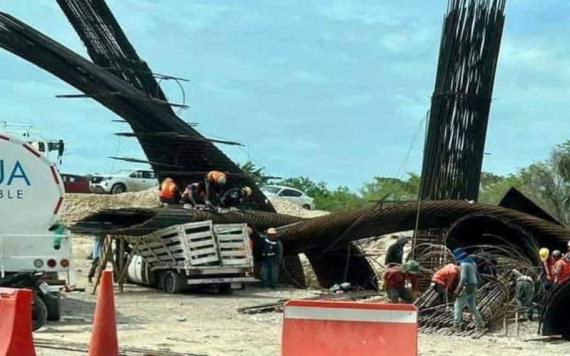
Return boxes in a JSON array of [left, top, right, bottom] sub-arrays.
[[276, 176, 363, 211], [360, 173, 420, 202], [315, 186, 363, 211], [277, 176, 328, 198], [237, 161, 269, 186], [478, 172, 524, 204]]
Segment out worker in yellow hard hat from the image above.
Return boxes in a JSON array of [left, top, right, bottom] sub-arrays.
[[540, 247, 557, 289], [220, 186, 252, 209]]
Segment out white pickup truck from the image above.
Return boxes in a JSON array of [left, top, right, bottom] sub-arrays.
[[0, 131, 71, 328], [90, 169, 158, 194]]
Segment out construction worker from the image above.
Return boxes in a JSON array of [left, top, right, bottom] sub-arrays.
[[260, 228, 282, 289], [181, 182, 205, 207], [382, 260, 420, 303], [553, 254, 570, 289], [385, 236, 410, 265], [452, 248, 485, 331], [512, 269, 535, 321], [540, 247, 555, 287], [220, 186, 252, 209], [159, 177, 179, 205], [87, 236, 103, 284], [431, 263, 460, 304], [204, 170, 227, 209]]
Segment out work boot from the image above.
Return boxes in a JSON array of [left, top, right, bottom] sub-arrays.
[[449, 325, 463, 333]]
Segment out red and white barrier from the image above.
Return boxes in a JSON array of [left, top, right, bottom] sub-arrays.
[[282, 300, 417, 356]]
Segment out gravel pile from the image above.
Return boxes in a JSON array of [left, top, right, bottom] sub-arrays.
[[268, 197, 329, 218], [60, 189, 160, 226]]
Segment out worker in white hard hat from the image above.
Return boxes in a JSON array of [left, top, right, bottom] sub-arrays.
[[220, 186, 253, 209], [260, 228, 283, 289]]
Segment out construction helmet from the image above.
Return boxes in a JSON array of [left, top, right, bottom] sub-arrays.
[[243, 186, 252, 197], [217, 174, 227, 185], [553, 250, 562, 258], [401, 260, 420, 274], [539, 248, 550, 262], [266, 227, 278, 236], [452, 247, 468, 262]]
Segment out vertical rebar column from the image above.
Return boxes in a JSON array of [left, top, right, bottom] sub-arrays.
[[419, 0, 506, 201]]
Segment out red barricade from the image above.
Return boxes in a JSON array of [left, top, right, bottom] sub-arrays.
[[282, 300, 417, 356], [0, 288, 36, 356]]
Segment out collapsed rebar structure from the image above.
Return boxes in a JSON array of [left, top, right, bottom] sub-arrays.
[[420, 0, 506, 201], [0, 7, 272, 212]]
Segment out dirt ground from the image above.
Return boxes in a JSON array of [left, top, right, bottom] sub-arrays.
[[32, 236, 568, 356]]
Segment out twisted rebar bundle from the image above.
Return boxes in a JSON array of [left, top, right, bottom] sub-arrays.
[[420, 0, 507, 201], [415, 243, 538, 336]]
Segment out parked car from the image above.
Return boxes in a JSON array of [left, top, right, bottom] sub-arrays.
[[61, 174, 91, 194], [261, 185, 315, 210], [90, 169, 158, 194]]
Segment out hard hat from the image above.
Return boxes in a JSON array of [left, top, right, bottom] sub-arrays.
[[266, 227, 278, 235], [243, 186, 252, 196], [539, 248, 550, 262], [401, 260, 420, 274], [553, 250, 562, 258], [453, 247, 468, 262], [217, 174, 227, 185]]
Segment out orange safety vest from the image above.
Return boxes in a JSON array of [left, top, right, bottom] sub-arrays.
[[431, 263, 459, 291], [159, 178, 177, 200], [206, 170, 226, 184]]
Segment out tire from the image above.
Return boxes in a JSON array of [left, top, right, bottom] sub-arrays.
[[302, 204, 311, 210], [162, 270, 184, 294], [218, 283, 234, 295], [43, 291, 61, 321], [111, 183, 126, 194], [32, 294, 48, 331]]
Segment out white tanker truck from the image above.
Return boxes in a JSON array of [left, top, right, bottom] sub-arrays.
[[0, 131, 71, 329]]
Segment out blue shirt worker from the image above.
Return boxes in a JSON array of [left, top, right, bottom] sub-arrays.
[[452, 248, 485, 331], [260, 228, 283, 289]]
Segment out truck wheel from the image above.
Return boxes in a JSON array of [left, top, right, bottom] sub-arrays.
[[302, 204, 311, 210], [43, 291, 61, 321], [162, 271, 184, 294], [218, 283, 234, 295], [32, 294, 48, 331], [111, 183, 126, 194]]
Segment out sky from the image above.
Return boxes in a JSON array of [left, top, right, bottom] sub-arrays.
[[1, 0, 569, 190]]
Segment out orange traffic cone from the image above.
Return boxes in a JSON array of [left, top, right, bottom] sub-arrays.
[[89, 270, 119, 356]]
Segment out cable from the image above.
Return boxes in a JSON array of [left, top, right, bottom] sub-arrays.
[[396, 110, 429, 179]]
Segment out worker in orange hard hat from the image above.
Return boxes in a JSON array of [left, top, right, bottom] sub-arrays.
[[159, 177, 179, 205], [220, 186, 252, 209], [204, 170, 227, 209]]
